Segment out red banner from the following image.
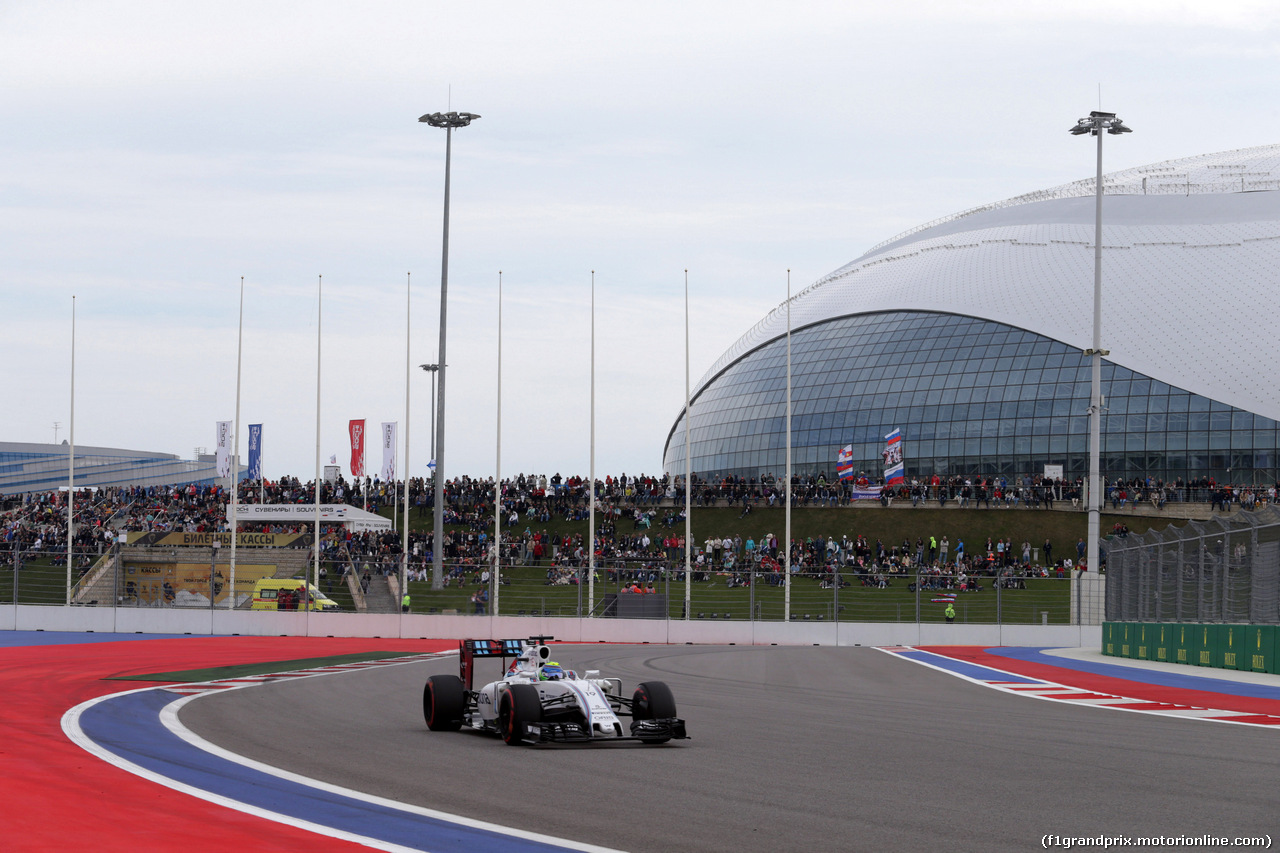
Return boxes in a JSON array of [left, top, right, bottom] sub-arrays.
[[349, 419, 366, 477]]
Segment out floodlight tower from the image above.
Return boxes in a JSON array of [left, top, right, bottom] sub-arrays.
[[1069, 110, 1131, 590], [419, 110, 480, 590]]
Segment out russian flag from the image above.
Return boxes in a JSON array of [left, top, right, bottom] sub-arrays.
[[837, 444, 855, 480]]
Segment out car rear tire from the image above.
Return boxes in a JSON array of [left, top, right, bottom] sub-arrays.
[[632, 681, 677, 719], [499, 684, 542, 746], [423, 675, 465, 731]]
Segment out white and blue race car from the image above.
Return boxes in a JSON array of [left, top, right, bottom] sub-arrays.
[[422, 637, 688, 746]]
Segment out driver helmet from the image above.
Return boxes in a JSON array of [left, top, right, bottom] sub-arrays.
[[540, 661, 564, 680]]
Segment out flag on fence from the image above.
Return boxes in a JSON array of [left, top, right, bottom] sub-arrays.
[[837, 445, 855, 480], [931, 595, 957, 603], [883, 428, 904, 485], [215, 421, 232, 478], [349, 419, 366, 478], [247, 424, 263, 480], [381, 422, 397, 481]]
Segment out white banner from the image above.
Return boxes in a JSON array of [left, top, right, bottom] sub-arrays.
[[237, 503, 392, 531], [381, 421, 397, 482], [215, 421, 232, 478]]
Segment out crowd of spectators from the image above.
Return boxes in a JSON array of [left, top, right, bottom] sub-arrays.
[[2, 470, 1274, 589]]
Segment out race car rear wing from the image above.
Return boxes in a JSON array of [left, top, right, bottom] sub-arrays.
[[459, 636, 555, 690]]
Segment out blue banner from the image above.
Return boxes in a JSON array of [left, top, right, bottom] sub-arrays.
[[247, 424, 263, 480]]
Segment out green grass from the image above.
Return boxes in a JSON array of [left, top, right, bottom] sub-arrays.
[[405, 566, 1073, 623], [0, 556, 72, 605], [384, 503, 1167, 555]]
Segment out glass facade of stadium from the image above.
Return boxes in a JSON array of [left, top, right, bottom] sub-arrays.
[[663, 310, 1280, 485]]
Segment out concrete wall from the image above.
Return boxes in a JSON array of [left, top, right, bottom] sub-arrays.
[[0, 604, 1101, 647]]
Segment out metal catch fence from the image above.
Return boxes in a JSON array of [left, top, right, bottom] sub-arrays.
[[1105, 505, 1280, 623]]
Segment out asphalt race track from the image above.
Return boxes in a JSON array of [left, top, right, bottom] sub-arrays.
[[178, 644, 1277, 852]]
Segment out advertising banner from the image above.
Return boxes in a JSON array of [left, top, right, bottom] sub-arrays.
[[122, 562, 276, 607], [381, 421, 397, 482], [216, 420, 232, 478], [349, 419, 366, 477], [247, 423, 263, 480], [126, 531, 314, 548], [883, 428, 904, 485]]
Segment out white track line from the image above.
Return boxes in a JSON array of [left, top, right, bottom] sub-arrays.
[[63, 651, 623, 853]]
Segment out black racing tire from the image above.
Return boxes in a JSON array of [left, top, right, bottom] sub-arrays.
[[423, 674, 465, 731], [632, 680, 677, 720], [499, 683, 542, 746]]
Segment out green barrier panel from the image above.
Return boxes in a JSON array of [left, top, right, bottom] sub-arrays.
[[1211, 624, 1231, 669], [1153, 623, 1172, 664], [1136, 623, 1152, 661], [1222, 624, 1249, 671], [1244, 625, 1275, 674], [1194, 623, 1214, 667], [1274, 626, 1280, 676], [1103, 622, 1117, 657], [1120, 622, 1134, 659], [1171, 623, 1192, 666]]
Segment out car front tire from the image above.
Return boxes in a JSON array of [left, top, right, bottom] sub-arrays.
[[499, 683, 542, 746]]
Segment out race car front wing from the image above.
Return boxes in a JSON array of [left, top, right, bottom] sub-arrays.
[[517, 717, 688, 745]]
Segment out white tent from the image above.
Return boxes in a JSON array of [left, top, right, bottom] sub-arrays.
[[237, 503, 393, 532]]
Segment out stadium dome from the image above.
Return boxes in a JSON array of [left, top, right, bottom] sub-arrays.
[[664, 144, 1280, 485]]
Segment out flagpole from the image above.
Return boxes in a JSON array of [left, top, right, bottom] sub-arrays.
[[229, 276, 244, 610], [66, 295, 75, 605], [784, 269, 792, 623], [494, 270, 502, 617], [588, 271, 596, 617], [683, 270, 691, 620], [402, 272, 411, 609], [313, 274, 322, 626]]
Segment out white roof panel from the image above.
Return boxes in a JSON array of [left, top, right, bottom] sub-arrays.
[[700, 144, 1280, 421]]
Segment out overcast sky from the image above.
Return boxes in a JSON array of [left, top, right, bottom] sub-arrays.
[[5, 1, 1280, 482]]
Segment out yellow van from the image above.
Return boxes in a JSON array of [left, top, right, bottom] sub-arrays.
[[251, 578, 341, 612]]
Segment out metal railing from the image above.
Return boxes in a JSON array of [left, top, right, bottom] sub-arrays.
[[3, 547, 1092, 625], [1105, 505, 1280, 623]]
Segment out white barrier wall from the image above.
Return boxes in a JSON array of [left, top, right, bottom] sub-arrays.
[[1, 604, 1100, 648]]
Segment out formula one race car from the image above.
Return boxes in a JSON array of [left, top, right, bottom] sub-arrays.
[[422, 636, 688, 746]]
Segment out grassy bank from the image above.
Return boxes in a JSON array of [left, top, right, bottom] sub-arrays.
[[387, 503, 1165, 556]]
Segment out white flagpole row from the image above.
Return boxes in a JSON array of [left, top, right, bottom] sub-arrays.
[[494, 270, 502, 617], [588, 271, 596, 616], [683, 270, 691, 619], [313, 275, 322, 626], [784, 269, 792, 623], [66, 296, 75, 605], [230, 276, 244, 609], [402, 272, 412, 609]]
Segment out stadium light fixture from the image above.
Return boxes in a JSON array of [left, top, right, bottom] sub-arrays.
[[419, 109, 480, 590], [1071, 109, 1131, 594]]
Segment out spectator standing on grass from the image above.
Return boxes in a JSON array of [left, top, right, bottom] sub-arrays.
[[940, 537, 949, 564], [1043, 538, 1053, 566]]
